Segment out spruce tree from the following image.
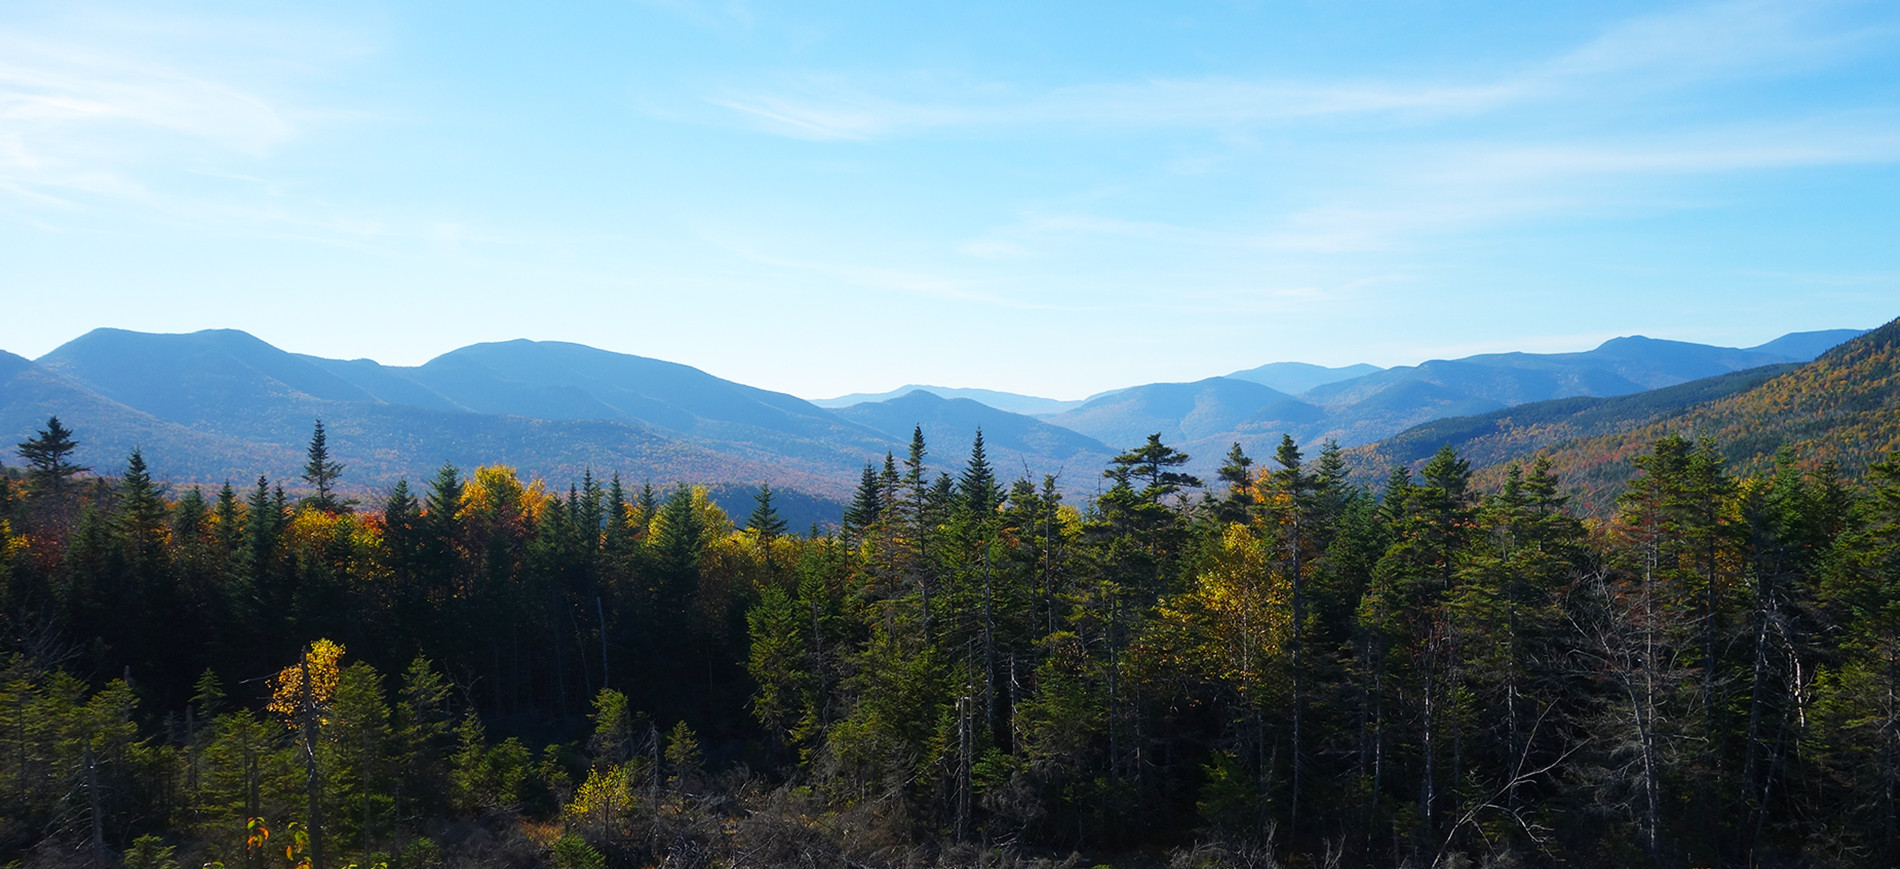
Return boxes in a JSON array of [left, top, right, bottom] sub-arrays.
[[17, 415, 87, 500], [844, 464, 883, 533], [1214, 442, 1255, 521], [301, 420, 348, 514], [959, 429, 1002, 517], [747, 483, 788, 543], [118, 448, 169, 575]]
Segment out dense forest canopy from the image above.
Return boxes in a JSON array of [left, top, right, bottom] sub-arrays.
[[3, 413, 1900, 869]]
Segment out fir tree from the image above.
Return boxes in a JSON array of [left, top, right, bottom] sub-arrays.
[[301, 420, 349, 513], [959, 428, 1002, 517], [747, 482, 788, 543], [844, 464, 883, 533], [16, 415, 87, 497]]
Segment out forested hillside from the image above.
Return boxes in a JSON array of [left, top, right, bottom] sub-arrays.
[[1353, 318, 1900, 516], [4, 404, 1900, 868]]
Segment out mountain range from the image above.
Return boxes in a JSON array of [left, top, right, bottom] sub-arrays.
[[1345, 320, 1900, 515], [0, 325, 1876, 524]]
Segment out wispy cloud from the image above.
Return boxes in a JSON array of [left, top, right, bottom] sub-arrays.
[[0, 38, 294, 158], [0, 10, 371, 219], [0, 9, 558, 259], [957, 108, 1900, 259], [703, 0, 1897, 142], [707, 76, 1525, 141], [1546, 0, 1887, 84]]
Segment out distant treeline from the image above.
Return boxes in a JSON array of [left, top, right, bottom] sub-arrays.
[[1, 415, 1898, 868]]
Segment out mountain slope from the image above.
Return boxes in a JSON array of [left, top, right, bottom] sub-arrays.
[[17, 330, 883, 497], [36, 328, 382, 435], [1226, 361, 1382, 394], [1304, 335, 1799, 411], [1346, 363, 1801, 486], [1352, 320, 1900, 516], [813, 384, 1085, 416], [4, 347, 821, 496], [387, 340, 898, 468], [1746, 328, 1869, 360], [0, 349, 293, 484], [833, 390, 1113, 479], [1049, 377, 1315, 448]]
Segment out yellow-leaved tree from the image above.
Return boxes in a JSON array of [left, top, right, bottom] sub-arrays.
[[268, 639, 345, 725], [269, 639, 346, 869]]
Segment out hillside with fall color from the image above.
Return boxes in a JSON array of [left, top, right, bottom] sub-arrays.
[[1353, 317, 1900, 515]]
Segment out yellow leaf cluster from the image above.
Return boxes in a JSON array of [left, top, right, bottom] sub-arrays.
[[0, 520, 23, 564], [267, 639, 345, 724], [458, 465, 553, 527]]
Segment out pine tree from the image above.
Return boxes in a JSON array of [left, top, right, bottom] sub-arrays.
[[302, 420, 349, 514], [213, 481, 244, 557], [1114, 433, 1202, 505], [957, 429, 1002, 517], [747, 482, 788, 543], [16, 415, 87, 497], [118, 448, 170, 572], [844, 464, 883, 534], [1214, 442, 1255, 521]]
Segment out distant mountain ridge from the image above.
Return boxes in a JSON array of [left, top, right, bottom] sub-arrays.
[[1345, 322, 1900, 516], [4, 330, 1102, 516], [0, 326, 1874, 517], [813, 384, 1086, 416], [1225, 361, 1384, 394], [833, 390, 1113, 478], [1043, 329, 1865, 471]]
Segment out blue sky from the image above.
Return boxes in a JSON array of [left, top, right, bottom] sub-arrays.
[[2, 0, 1896, 400]]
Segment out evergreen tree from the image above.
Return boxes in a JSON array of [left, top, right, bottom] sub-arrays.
[[959, 429, 1002, 517], [16, 415, 87, 497], [746, 482, 788, 543], [117, 448, 170, 574], [1114, 433, 1202, 505], [302, 420, 349, 514], [1213, 441, 1255, 521], [213, 481, 244, 556], [844, 464, 883, 534]]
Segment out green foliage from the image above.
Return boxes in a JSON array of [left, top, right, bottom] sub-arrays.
[[551, 833, 606, 869], [451, 717, 531, 812], [122, 835, 180, 869], [12, 414, 1900, 866], [16, 415, 87, 498]]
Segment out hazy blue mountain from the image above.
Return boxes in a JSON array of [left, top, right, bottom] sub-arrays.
[[1273, 330, 1866, 447], [401, 340, 890, 446], [814, 384, 1086, 416], [1349, 363, 1802, 480], [1746, 328, 1868, 360], [1347, 322, 1896, 516], [1048, 376, 1324, 457], [1, 347, 291, 485], [299, 355, 471, 412], [10, 325, 1871, 509], [1226, 361, 1383, 394], [1024, 329, 1867, 462], [833, 390, 1113, 479], [36, 328, 381, 434], [1305, 334, 1842, 412], [17, 330, 889, 499], [8, 341, 811, 496]]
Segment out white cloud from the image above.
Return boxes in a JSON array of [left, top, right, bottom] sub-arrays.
[[703, 0, 1898, 143], [1545, 0, 1882, 84], [0, 8, 373, 217], [706, 76, 1525, 141]]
